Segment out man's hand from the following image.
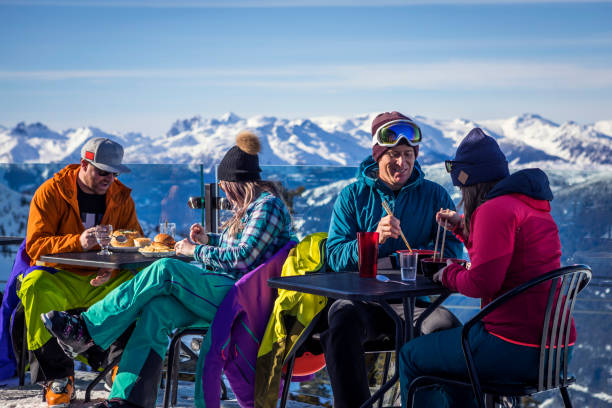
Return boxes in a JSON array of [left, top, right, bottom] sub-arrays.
[[80, 227, 98, 250], [375, 214, 402, 244], [175, 238, 197, 257], [189, 223, 208, 245], [90, 269, 115, 286]]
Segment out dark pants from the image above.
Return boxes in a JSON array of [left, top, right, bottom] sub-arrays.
[[30, 321, 135, 384], [399, 321, 573, 407], [320, 299, 461, 408]]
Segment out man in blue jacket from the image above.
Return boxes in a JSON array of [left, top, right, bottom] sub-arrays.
[[322, 111, 463, 408]]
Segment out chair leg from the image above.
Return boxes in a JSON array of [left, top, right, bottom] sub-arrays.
[[220, 378, 228, 400], [163, 334, 181, 408], [560, 386, 573, 408], [171, 338, 181, 407], [19, 322, 27, 387], [405, 378, 419, 408], [377, 353, 391, 408], [483, 393, 495, 408], [85, 355, 121, 403], [279, 355, 295, 408]]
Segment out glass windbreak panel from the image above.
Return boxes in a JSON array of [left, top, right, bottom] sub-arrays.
[[260, 165, 359, 239], [0, 163, 215, 282]]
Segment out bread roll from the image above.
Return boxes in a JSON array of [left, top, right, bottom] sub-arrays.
[[133, 238, 151, 248]]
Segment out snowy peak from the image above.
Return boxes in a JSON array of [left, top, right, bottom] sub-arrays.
[[0, 113, 610, 168], [10, 121, 64, 139]]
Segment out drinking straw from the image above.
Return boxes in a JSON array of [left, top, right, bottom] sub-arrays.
[[381, 200, 412, 252], [165, 220, 168, 234], [433, 222, 441, 261], [440, 220, 448, 260]]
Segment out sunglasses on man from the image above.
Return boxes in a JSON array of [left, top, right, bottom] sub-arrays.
[[92, 166, 118, 178], [374, 120, 422, 147]]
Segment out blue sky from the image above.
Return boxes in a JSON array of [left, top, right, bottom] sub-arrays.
[[1, 0, 611, 135]]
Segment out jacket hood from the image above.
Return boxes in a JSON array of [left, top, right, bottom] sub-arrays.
[[487, 168, 553, 201], [53, 164, 132, 205], [358, 155, 424, 194]]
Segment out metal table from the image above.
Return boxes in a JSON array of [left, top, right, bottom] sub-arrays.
[[268, 270, 450, 408], [39, 251, 191, 270]]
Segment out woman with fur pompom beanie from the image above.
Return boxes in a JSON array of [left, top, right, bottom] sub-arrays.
[[42, 130, 296, 408]]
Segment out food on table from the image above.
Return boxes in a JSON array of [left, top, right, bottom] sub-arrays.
[[110, 230, 141, 247], [133, 237, 152, 248], [139, 233, 176, 253]]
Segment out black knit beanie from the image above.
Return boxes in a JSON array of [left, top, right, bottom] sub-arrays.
[[217, 130, 262, 182], [450, 128, 509, 186]]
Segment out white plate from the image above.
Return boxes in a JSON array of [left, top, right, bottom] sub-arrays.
[[110, 246, 139, 253], [138, 249, 176, 257]]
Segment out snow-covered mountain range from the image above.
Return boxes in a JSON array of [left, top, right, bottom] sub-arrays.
[[1, 112, 611, 168]]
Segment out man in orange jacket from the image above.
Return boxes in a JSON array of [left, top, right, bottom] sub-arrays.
[[17, 137, 143, 407]]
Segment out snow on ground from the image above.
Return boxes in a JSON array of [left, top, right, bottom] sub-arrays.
[[0, 370, 318, 407]]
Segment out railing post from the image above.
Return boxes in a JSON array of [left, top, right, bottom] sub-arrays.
[[204, 183, 218, 234]]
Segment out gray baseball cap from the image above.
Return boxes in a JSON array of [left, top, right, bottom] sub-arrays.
[[81, 137, 131, 174]]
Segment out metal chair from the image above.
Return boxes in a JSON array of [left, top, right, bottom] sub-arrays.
[[163, 328, 228, 408], [280, 311, 401, 408], [406, 264, 592, 408]]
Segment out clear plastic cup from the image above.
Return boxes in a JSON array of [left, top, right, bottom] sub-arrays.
[[400, 251, 418, 281]]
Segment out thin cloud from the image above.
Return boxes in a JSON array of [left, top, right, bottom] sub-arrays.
[[2, 0, 612, 7], [2, 61, 611, 90]]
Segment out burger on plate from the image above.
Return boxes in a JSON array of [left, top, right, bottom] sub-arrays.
[[140, 233, 176, 253]]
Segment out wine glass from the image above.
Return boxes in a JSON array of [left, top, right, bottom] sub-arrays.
[[95, 224, 113, 255]]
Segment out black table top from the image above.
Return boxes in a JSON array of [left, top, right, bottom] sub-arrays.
[[0, 236, 24, 245], [39, 251, 191, 270], [268, 271, 448, 302]]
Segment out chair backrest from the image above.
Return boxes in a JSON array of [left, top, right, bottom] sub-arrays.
[[463, 264, 592, 395], [537, 265, 591, 391]]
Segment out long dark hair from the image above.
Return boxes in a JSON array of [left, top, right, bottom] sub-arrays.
[[459, 180, 501, 234]]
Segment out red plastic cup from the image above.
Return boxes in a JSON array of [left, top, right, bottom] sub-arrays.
[[357, 231, 379, 278]]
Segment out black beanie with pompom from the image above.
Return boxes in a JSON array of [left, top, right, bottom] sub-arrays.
[[217, 130, 262, 182]]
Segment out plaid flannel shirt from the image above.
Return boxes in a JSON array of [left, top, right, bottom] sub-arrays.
[[193, 192, 295, 279]]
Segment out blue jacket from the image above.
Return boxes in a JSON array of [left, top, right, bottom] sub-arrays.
[[326, 156, 463, 272]]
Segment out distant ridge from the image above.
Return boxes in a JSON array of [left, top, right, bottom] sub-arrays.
[[1, 113, 611, 169]]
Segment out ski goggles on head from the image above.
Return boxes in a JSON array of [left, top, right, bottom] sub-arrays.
[[373, 120, 422, 147]]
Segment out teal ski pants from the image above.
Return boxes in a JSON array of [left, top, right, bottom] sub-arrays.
[[82, 258, 236, 407]]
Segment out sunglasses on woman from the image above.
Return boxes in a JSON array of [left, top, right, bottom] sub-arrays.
[[373, 120, 422, 147], [445, 160, 471, 173]]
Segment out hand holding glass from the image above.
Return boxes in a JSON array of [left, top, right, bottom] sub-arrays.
[[95, 225, 113, 256], [400, 251, 418, 281]]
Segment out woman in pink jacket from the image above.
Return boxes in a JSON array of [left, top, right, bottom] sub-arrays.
[[399, 128, 569, 407]]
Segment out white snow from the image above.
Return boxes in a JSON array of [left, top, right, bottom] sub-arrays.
[[0, 370, 318, 407], [1, 112, 611, 169]]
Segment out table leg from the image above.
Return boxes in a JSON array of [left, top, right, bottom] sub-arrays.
[[359, 293, 451, 408], [360, 300, 405, 408], [403, 297, 415, 341], [413, 293, 450, 336]]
